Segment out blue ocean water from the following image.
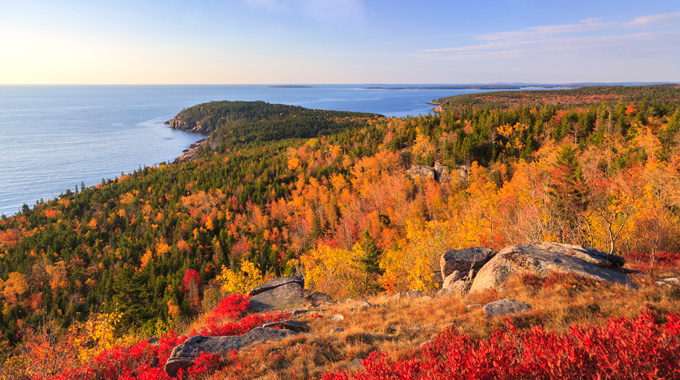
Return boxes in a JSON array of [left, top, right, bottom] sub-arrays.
[[0, 84, 492, 217]]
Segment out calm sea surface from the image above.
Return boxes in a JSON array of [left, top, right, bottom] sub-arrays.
[[0, 84, 495, 216]]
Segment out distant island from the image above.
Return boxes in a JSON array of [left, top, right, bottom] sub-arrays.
[[365, 85, 527, 90], [268, 85, 313, 88], [364, 82, 675, 91]]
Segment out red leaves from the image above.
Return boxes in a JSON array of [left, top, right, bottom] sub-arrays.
[[40, 296, 287, 380], [209, 294, 251, 322], [322, 312, 680, 380], [181, 269, 200, 293]]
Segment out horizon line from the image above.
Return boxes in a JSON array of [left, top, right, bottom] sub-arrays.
[[0, 81, 677, 86]]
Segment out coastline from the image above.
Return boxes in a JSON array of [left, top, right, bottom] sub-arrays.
[[174, 138, 209, 163]]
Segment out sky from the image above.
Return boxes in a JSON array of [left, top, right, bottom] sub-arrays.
[[0, 0, 679, 84]]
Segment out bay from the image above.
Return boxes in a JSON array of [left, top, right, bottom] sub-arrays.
[[0, 84, 494, 217]]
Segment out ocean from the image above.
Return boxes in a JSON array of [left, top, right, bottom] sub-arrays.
[[0, 84, 496, 217]]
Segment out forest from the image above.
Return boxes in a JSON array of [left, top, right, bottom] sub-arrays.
[[2, 85, 680, 378]]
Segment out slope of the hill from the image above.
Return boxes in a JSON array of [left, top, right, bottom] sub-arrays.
[[2, 86, 680, 379]]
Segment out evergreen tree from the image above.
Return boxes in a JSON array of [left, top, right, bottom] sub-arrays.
[[547, 144, 590, 243], [357, 231, 384, 293]]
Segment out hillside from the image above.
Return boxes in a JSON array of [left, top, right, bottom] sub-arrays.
[[166, 101, 383, 153], [2, 86, 680, 378]]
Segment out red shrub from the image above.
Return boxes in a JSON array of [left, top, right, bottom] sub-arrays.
[[206, 294, 251, 324], [40, 298, 287, 380], [321, 312, 680, 380], [624, 251, 680, 271]]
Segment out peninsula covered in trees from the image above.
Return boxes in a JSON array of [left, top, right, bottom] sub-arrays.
[[2, 85, 680, 379]]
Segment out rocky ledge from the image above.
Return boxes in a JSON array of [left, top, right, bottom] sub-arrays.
[[440, 242, 637, 296], [174, 139, 209, 163], [165, 117, 212, 134]]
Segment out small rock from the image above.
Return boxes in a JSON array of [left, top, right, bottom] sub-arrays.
[[483, 298, 531, 318], [347, 358, 364, 369], [330, 327, 345, 334], [419, 340, 433, 348], [262, 320, 311, 333], [305, 291, 333, 306], [291, 310, 311, 317], [466, 304, 481, 311], [332, 314, 345, 321], [406, 289, 425, 299], [356, 300, 372, 309]]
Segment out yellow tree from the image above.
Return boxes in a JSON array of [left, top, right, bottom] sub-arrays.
[[381, 220, 454, 293], [217, 258, 274, 295], [300, 245, 364, 298]]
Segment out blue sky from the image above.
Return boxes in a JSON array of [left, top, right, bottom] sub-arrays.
[[1, 0, 679, 84]]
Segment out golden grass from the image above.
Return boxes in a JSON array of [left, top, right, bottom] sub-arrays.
[[201, 268, 680, 379]]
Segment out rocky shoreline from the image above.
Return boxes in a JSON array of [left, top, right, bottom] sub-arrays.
[[174, 138, 209, 163]]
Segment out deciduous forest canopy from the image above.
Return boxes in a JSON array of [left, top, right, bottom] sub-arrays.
[[2, 85, 680, 378]]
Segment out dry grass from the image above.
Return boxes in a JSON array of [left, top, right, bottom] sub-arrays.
[[205, 268, 680, 379]]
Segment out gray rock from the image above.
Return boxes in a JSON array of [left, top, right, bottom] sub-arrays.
[[470, 242, 635, 293], [291, 309, 312, 317], [656, 277, 680, 287], [406, 165, 437, 180], [165, 327, 296, 377], [440, 247, 494, 280], [483, 298, 532, 318], [250, 281, 305, 311], [466, 304, 482, 311], [262, 320, 311, 333], [406, 289, 425, 299], [332, 314, 345, 321], [305, 291, 333, 306], [443, 270, 465, 285], [330, 327, 345, 333], [434, 161, 446, 174], [347, 358, 364, 369], [441, 277, 470, 296], [248, 275, 304, 296], [529, 242, 625, 269]]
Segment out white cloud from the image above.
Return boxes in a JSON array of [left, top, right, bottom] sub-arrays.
[[628, 11, 680, 28], [422, 11, 680, 60]]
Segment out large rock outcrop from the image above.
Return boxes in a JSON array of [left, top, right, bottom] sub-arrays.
[[406, 162, 468, 183], [248, 275, 306, 311], [469, 242, 635, 293], [440, 247, 494, 279], [439, 247, 494, 295], [165, 327, 297, 377]]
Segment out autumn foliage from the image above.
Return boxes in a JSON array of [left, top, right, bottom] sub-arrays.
[[2, 87, 680, 377], [6, 294, 284, 380], [322, 312, 680, 380]]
